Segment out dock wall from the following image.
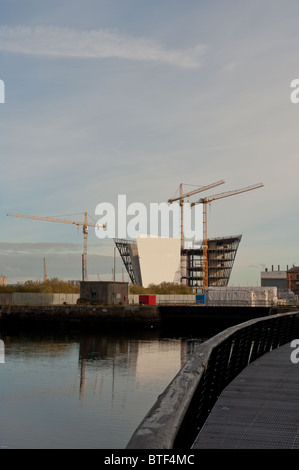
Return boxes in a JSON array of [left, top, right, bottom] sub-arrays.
[[0, 304, 160, 326], [0, 293, 296, 328]]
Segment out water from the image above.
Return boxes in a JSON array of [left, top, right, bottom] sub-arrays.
[[0, 323, 216, 449]]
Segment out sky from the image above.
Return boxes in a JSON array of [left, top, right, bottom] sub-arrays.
[[0, 0, 299, 286]]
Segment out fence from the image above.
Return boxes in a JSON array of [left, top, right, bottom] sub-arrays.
[[0, 293, 80, 306], [128, 295, 197, 305], [126, 311, 299, 449], [128, 292, 280, 307]]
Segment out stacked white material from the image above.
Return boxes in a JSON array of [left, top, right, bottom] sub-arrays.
[[253, 287, 278, 307], [206, 286, 278, 307], [206, 287, 254, 306], [266, 286, 278, 305]]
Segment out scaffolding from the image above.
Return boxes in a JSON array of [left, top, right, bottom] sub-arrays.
[[182, 235, 242, 288]]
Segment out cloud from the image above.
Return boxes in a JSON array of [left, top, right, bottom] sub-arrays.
[[0, 25, 206, 68], [0, 241, 82, 255]]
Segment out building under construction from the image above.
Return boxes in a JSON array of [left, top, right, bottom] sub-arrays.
[[114, 234, 241, 289], [182, 235, 242, 287]]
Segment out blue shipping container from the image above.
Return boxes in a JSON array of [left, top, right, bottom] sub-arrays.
[[196, 294, 206, 304]]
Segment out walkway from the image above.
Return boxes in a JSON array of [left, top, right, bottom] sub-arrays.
[[192, 341, 299, 449]]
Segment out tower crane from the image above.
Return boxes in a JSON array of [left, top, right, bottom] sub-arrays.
[[43, 257, 47, 282], [191, 182, 264, 291], [6, 212, 105, 281], [168, 180, 225, 283]]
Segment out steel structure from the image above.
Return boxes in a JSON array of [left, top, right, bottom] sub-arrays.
[[7, 212, 105, 281], [168, 180, 225, 283], [182, 235, 242, 288], [191, 182, 264, 290], [43, 257, 47, 282], [114, 238, 142, 285]]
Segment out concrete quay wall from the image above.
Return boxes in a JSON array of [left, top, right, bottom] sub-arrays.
[[0, 304, 160, 326], [0, 303, 295, 330]]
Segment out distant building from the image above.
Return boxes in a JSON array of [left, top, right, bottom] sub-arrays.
[[68, 280, 80, 286], [287, 266, 299, 296], [0, 276, 7, 287], [80, 281, 129, 305], [261, 266, 287, 290]]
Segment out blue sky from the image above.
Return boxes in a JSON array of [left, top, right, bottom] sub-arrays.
[[0, 0, 299, 285]]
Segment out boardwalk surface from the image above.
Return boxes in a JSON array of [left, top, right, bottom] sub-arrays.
[[192, 341, 299, 449]]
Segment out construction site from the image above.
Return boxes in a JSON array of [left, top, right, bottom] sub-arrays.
[[115, 234, 242, 289], [6, 179, 264, 295], [114, 180, 263, 291], [4, 179, 299, 320]]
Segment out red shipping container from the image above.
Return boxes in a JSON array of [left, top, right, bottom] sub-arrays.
[[139, 295, 156, 305]]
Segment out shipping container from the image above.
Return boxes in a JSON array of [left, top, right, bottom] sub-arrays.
[[196, 294, 206, 304], [139, 295, 156, 305]]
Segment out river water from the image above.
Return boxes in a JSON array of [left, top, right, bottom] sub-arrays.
[[0, 322, 222, 449]]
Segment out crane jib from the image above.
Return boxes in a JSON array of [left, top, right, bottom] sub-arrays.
[[6, 212, 105, 282]]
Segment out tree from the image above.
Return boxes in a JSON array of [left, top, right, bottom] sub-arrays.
[[0, 278, 80, 294]]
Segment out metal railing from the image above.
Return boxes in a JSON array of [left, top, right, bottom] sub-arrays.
[[126, 311, 299, 449]]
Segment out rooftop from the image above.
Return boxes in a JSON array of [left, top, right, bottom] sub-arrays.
[[287, 266, 299, 273]]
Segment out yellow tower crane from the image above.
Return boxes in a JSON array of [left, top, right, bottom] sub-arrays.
[[191, 182, 264, 291], [6, 212, 105, 281], [168, 180, 225, 283]]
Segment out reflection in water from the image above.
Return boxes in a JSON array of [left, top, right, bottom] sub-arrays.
[[0, 325, 213, 449]]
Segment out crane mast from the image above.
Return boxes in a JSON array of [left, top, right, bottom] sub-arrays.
[[43, 257, 47, 282], [7, 211, 105, 281], [168, 180, 225, 283], [192, 182, 264, 291], [82, 212, 88, 282]]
